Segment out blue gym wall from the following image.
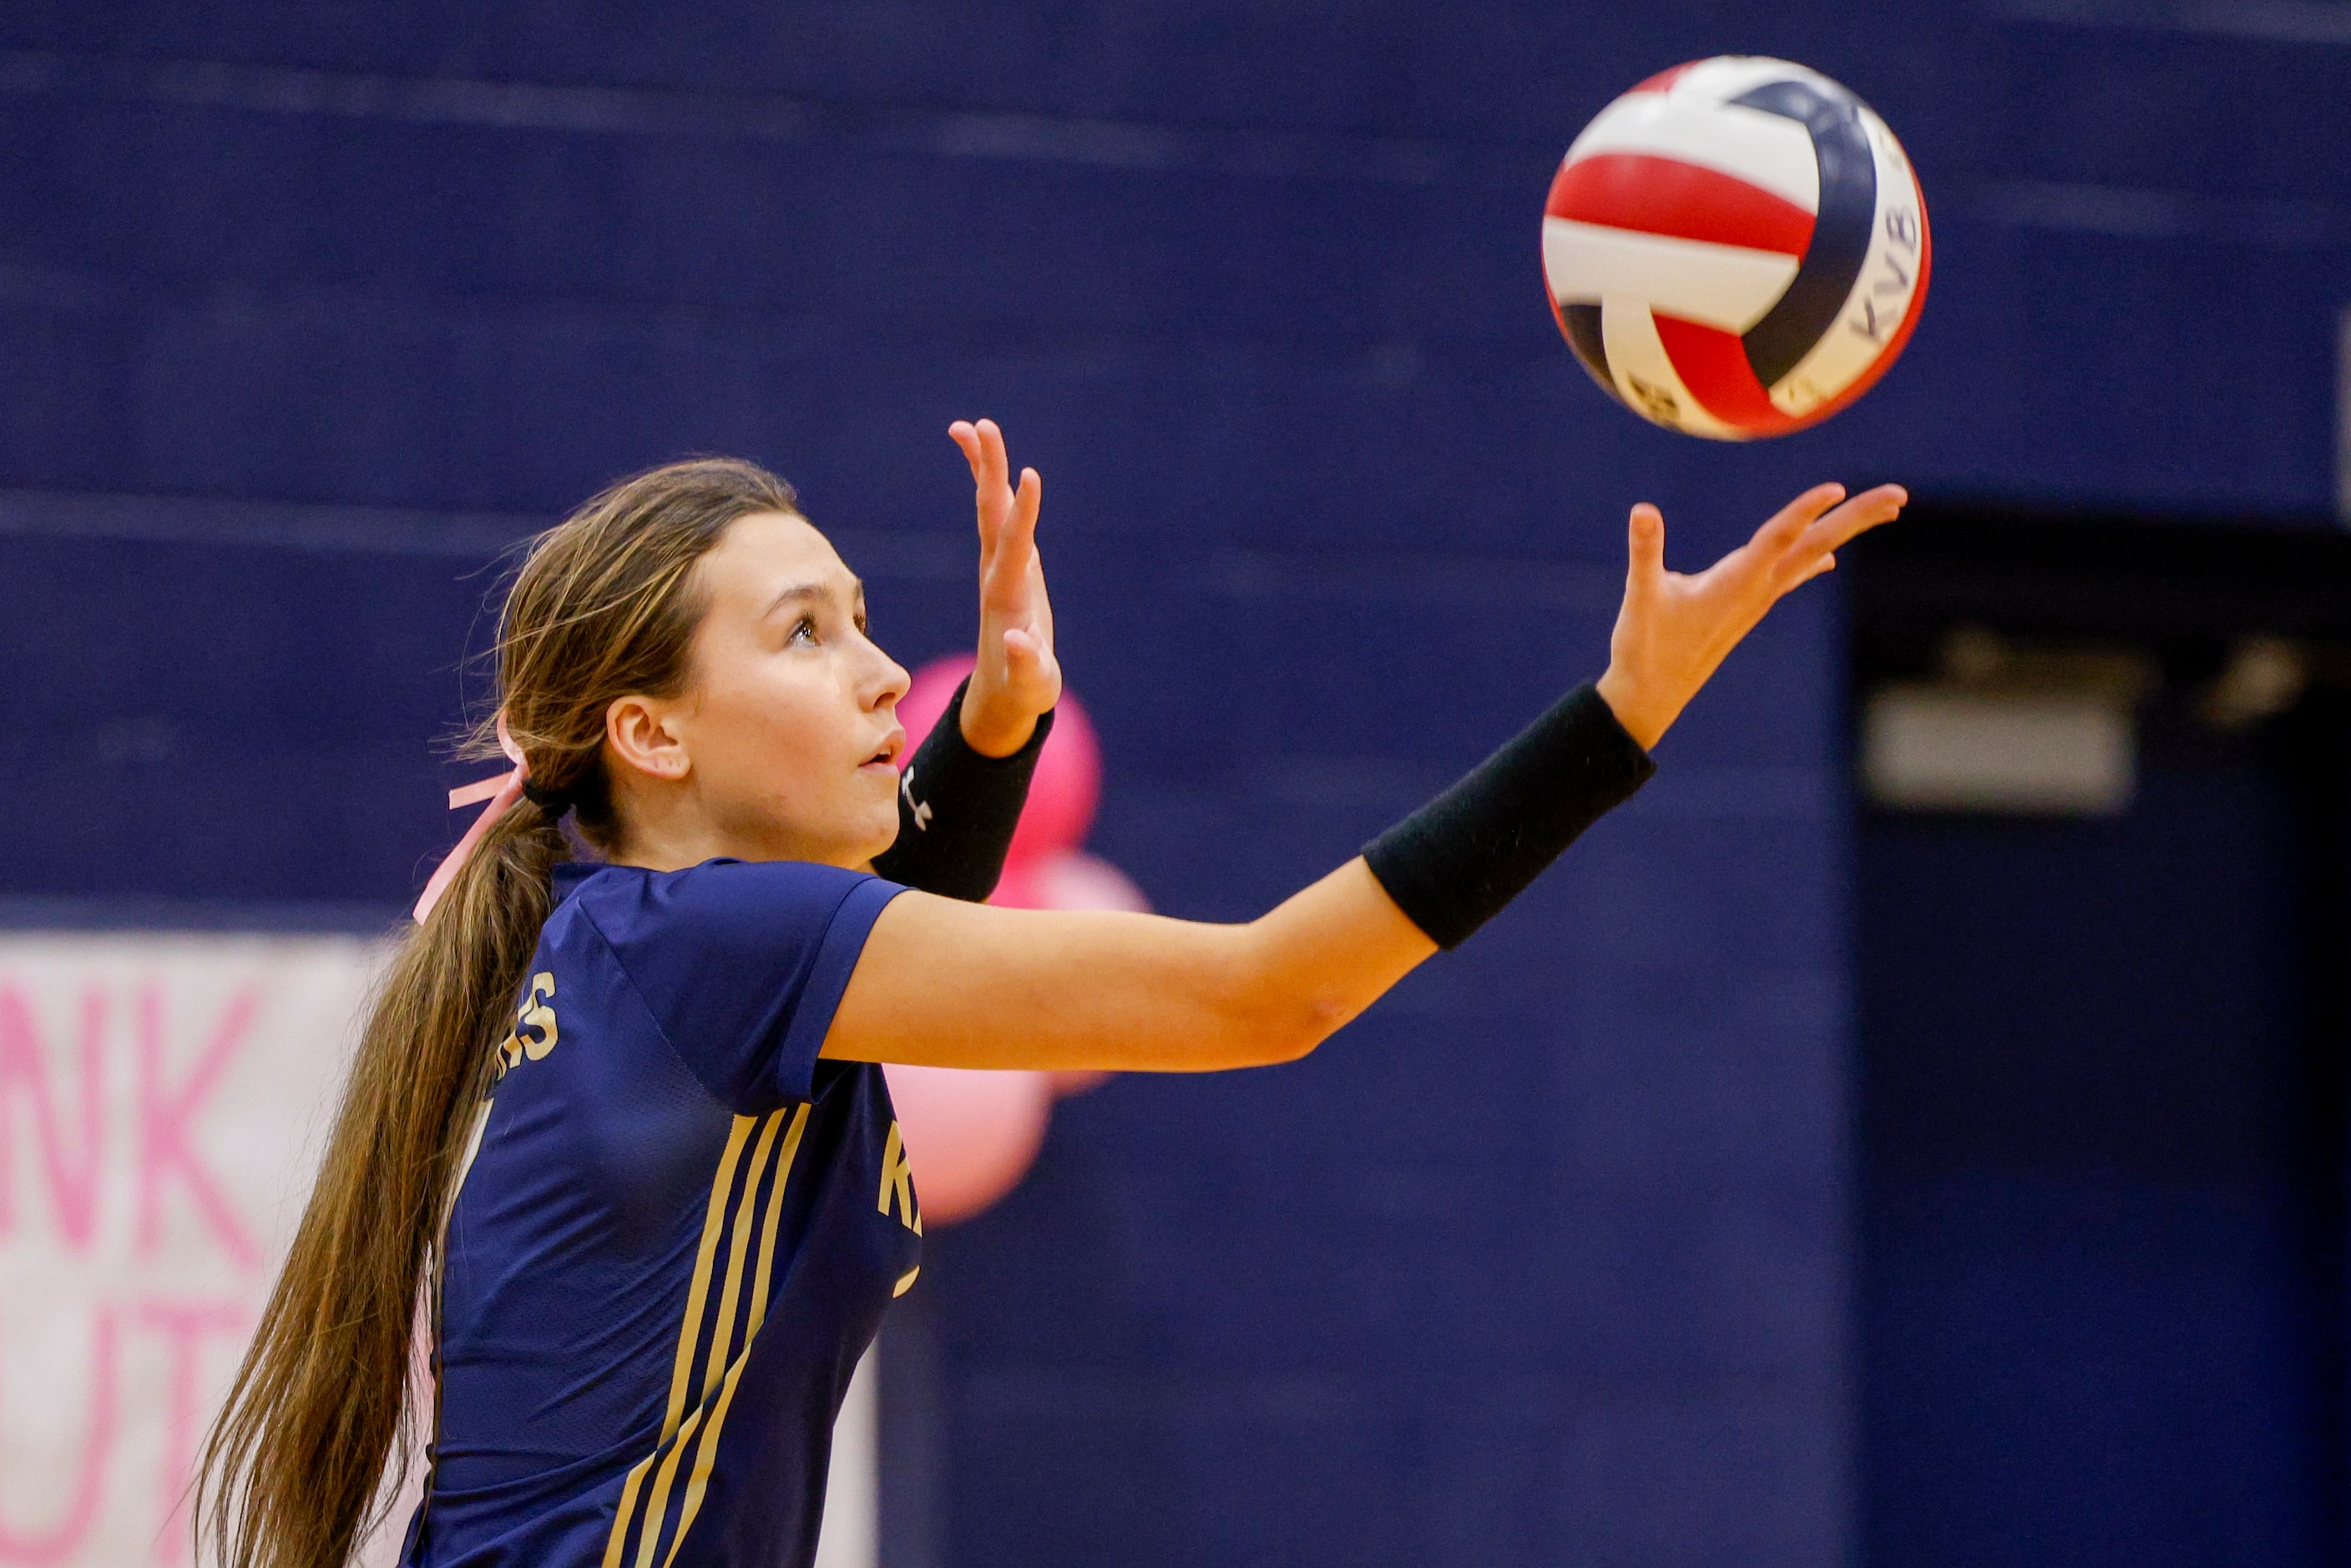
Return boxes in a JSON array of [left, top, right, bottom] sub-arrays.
[[0, 5, 2343, 1564]]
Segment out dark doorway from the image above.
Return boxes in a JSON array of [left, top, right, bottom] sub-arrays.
[[1848, 508, 2351, 1568]]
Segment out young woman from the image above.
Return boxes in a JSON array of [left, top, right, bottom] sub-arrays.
[[199, 420, 1904, 1568]]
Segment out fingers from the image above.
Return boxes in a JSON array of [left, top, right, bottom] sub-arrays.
[[979, 419, 1009, 491], [1013, 466, 1041, 545], [1626, 503, 1666, 592], [948, 420, 985, 481], [979, 468, 1044, 604], [953, 418, 1023, 569], [948, 417, 1012, 496], [1020, 541, 1055, 644], [1753, 483, 1848, 552], [1003, 625, 1052, 675], [1002, 621, 1062, 680], [1794, 483, 1907, 558], [1001, 627, 1064, 711]]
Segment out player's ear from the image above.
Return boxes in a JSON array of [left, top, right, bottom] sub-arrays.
[[605, 694, 691, 783]]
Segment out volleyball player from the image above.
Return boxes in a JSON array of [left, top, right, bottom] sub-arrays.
[[199, 420, 1904, 1568]]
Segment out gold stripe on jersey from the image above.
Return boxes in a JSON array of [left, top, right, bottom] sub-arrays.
[[631, 1108, 790, 1568], [670, 1116, 758, 1432], [600, 1110, 760, 1568], [660, 1101, 813, 1566], [695, 1109, 788, 1402]]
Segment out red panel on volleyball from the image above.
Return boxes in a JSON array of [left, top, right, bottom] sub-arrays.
[[1545, 153, 1815, 256], [1651, 315, 1789, 433]]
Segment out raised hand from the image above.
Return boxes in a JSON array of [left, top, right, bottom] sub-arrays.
[[1595, 482, 1908, 749], [948, 418, 1064, 756]]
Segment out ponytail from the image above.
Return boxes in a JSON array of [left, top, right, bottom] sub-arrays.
[[195, 457, 798, 1568], [197, 801, 565, 1568]]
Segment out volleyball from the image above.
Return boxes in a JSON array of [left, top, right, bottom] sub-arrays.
[[1542, 57, 1930, 439]]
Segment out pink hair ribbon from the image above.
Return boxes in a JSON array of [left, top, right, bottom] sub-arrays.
[[413, 713, 529, 924]]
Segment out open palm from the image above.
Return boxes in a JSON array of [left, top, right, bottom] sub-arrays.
[[1595, 482, 1909, 749]]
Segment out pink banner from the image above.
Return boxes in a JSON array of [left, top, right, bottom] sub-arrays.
[[0, 934, 407, 1568]]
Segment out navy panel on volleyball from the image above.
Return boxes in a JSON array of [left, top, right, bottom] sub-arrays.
[[1540, 56, 1932, 441]]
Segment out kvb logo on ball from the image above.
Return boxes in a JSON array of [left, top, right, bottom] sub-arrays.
[[0, 933, 389, 1567]]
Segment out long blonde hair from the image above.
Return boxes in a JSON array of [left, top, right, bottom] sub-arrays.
[[195, 458, 801, 1568]]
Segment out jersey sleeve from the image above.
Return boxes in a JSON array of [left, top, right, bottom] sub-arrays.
[[581, 860, 907, 1111]]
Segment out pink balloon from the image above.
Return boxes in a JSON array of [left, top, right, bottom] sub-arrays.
[[895, 655, 972, 762], [881, 1063, 1054, 1227], [993, 851, 1149, 1098], [877, 675, 1145, 1227], [899, 655, 1102, 865], [992, 848, 1151, 915]]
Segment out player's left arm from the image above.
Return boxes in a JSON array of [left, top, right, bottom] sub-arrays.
[[867, 418, 1064, 900]]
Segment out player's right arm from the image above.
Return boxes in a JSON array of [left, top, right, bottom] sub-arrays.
[[823, 478, 1905, 1074], [827, 856, 1430, 1072]]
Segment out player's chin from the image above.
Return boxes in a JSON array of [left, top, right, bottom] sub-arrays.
[[856, 756, 901, 804], [852, 772, 902, 848]]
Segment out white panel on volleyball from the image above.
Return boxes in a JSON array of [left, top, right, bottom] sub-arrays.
[[1561, 77, 1820, 211], [1541, 219, 1799, 335], [1597, 296, 1739, 440], [1676, 55, 1853, 109], [1767, 104, 1927, 417]]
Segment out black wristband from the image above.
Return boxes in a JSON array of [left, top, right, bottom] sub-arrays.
[[871, 677, 1054, 903], [1362, 682, 1655, 949]]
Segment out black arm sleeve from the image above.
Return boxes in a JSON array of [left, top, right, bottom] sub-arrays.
[[871, 676, 1054, 903], [1362, 682, 1655, 949]]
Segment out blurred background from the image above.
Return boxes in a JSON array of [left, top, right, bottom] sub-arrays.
[[0, 3, 2347, 1566]]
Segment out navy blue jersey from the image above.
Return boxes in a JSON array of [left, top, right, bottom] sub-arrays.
[[402, 858, 920, 1568]]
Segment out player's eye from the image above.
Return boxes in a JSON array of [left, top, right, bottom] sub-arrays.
[[786, 615, 818, 646]]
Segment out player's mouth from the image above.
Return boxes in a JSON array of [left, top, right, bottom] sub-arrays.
[[860, 730, 906, 775]]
